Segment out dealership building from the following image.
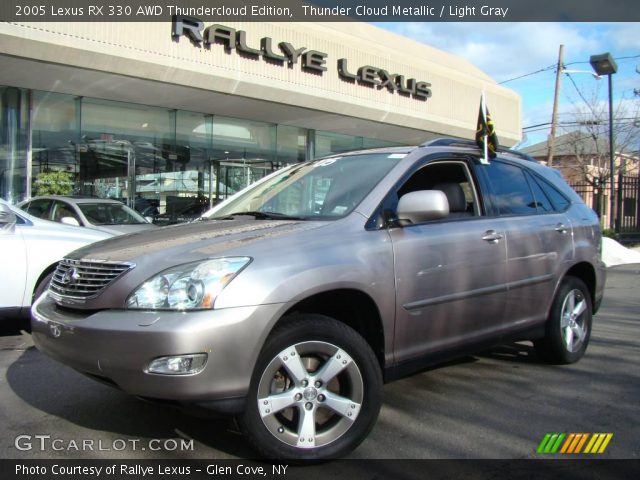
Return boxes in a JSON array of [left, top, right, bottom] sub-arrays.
[[0, 20, 520, 211]]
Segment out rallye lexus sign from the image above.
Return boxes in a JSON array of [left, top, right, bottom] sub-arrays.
[[172, 15, 433, 101]]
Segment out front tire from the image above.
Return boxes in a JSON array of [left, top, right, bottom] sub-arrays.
[[535, 276, 592, 364], [239, 314, 382, 461]]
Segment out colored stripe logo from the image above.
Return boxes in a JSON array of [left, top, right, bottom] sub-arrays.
[[537, 433, 613, 454]]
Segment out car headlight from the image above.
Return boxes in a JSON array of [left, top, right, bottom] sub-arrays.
[[126, 257, 251, 310]]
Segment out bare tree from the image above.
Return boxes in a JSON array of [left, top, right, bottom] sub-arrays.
[[542, 83, 639, 225], [558, 88, 639, 188]]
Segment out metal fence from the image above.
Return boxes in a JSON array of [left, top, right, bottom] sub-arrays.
[[569, 176, 640, 232]]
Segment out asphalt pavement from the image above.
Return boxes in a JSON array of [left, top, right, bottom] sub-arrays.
[[0, 265, 638, 460]]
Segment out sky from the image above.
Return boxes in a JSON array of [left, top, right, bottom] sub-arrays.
[[375, 22, 640, 149]]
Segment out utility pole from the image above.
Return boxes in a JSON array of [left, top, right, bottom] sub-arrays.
[[547, 45, 565, 167]]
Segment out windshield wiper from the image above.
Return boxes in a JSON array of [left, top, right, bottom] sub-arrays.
[[221, 211, 306, 220]]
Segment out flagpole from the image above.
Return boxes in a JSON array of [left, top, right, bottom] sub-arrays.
[[476, 91, 498, 165], [482, 91, 489, 163]]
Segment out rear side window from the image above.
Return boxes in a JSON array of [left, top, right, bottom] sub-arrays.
[[484, 161, 537, 216], [525, 172, 554, 213], [531, 175, 571, 211]]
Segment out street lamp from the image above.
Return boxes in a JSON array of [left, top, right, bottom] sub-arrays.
[[589, 52, 618, 231]]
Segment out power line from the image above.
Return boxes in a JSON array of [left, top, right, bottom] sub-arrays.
[[564, 54, 640, 68], [565, 72, 600, 118], [523, 121, 640, 135], [498, 54, 640, 85], [524, 118, 640, 131], [498, 65, 556, 84]]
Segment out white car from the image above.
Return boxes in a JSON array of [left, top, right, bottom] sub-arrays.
[[18, 196, 157, 236], [0, 200, 112, 319]]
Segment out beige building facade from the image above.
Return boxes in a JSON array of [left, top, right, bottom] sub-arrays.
[[0, 20, 521, 213]]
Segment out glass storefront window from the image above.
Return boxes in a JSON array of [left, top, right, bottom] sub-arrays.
[[277, 125, 307, 165], [164, 111, 213, 216], [80, 98, 174, 212], [315, 131, 401, 158], [363, 137, 402, 149], [1, 86, 29, 203], [31, 91, 78, 198], [3, 85, 403, 212], [315, 131, 364, 157], [211, 116, 277, 200]]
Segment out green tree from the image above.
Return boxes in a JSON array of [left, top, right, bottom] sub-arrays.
[[34, 171, 74, 196]]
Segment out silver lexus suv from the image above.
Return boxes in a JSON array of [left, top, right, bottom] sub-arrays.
[[32, 139, 605, 460]]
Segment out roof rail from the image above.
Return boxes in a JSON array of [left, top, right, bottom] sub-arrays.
[[419, 137, 539, 163], [420, 138, 476, 148]]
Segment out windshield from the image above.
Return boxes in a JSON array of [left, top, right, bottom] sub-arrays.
[[211, 153, 405, 220], [78, 203, 148, 225]]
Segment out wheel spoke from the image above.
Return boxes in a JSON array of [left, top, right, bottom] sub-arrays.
[[566, 291, 576, 313], [560, 313, 571, 328], [572, 324, 585, 343], [572, 299, 587, 317], [296, 407, 316, 447], [278, 347, 308, 384], [314, 348, 352, 385], [258, 391, 298, 418], [323, 391, 361, 421], [564, 326, 574, 350]]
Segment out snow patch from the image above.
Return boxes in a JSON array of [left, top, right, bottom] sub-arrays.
[[602, 237, 640, 267]]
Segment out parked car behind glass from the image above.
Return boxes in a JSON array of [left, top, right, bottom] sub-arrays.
[[32, 140, 605, 460], [18, 196, 157, 236], [0, 199, 111, 319], [153, 202, 212, 226]]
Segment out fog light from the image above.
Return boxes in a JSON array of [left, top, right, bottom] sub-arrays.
[[147, 353, 208, 375]]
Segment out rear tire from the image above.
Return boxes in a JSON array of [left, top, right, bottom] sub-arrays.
[[239, 314, 382, 461], [534, 276, 592, 364]]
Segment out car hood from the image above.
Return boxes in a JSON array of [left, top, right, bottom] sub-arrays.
[[90, 224, 157, 236], [27, 216, 113, 242], [67, 217, 327, 265]]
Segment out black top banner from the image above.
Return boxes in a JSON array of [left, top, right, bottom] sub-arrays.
[[1, 0, 639, 22]]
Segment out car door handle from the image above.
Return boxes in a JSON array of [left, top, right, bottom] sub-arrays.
[[482, 230, 504, 243], [554, 223, 569, 234]]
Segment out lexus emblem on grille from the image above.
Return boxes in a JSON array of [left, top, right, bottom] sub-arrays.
[[61, 267, 80, 286], [49, 324, 62, 338]]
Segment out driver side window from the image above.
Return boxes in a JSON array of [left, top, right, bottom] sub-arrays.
[[397, 161, 481, 219], [51, 201, 81, 224]]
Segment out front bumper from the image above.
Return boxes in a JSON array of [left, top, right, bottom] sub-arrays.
[[31, 294, 284, 403]]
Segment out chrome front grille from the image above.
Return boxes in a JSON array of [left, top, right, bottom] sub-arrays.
[[50, 259, 134, 299]]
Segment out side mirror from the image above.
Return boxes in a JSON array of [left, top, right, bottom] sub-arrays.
[[397, 190, 449, 225], [60, 216, 81, 227]]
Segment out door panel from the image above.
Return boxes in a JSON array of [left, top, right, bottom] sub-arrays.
[[0, 223, 27, 308], [391, 218, 507, 363], [499, 214, 574, 330], [476, 160, 575, 332]]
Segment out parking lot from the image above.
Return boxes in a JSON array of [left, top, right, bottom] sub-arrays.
[[1, 265, 638, 460]]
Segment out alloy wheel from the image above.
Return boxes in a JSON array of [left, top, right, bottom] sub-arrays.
[[256, 341, 364, 449]]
